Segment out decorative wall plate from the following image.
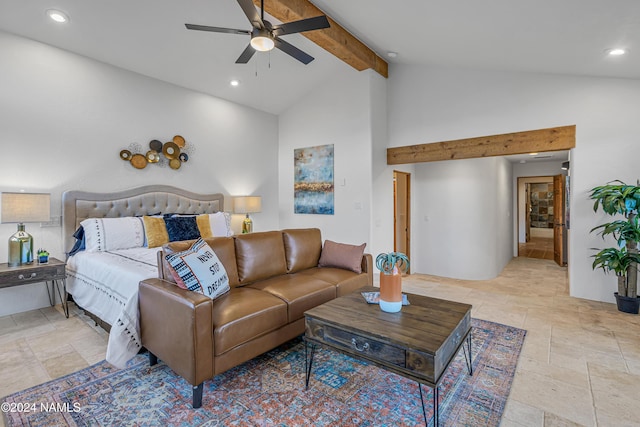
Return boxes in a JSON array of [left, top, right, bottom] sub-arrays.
[[120, 149, 132, 160], [120, 135, 190, 170], [149, 140, 163, 152], [162, 142, 180, 159], [146, 150, 160, 163], [130, 153, 147, 169], [173, 135, 186, 148], [169, 158, 181, 169]]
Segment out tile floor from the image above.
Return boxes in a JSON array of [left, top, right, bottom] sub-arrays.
[[519, 237, 555, 261], [1, 257, 639, 426]]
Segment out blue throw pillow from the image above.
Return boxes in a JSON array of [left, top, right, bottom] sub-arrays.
[[68, 226, 86, 256], [164, 216, 201, 242]]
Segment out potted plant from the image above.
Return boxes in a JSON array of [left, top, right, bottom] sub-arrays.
[[37, 248, 49, 264], [590, 180, 640, 313], [375, 252, 410, 313]]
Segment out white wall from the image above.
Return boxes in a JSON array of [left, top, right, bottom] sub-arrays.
[[0, 31, 279, 316], [496, 157, 514, 270], [388, 64, 640, 302], [278, 69, 383, 248], [412, 157, 512, 280]]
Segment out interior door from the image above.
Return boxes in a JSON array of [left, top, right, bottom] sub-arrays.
[[553, 174, 566, 266], [393, 171, 411, 273], [525, 183, 531, 242]]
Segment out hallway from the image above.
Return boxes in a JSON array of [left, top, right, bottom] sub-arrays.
[[519, 236, 554, 261]]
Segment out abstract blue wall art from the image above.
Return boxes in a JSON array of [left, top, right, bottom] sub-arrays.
[[294, 144, 334, 214]]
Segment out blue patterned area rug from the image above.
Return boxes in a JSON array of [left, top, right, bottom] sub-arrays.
[[2, 319, 525, 426]]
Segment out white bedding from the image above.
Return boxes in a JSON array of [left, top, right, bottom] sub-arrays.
[[66, 247, 161, 368]]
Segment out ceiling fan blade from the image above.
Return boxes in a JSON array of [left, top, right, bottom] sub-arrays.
[[272, 15, 330, 36], [236, 0, 264, 29], [236, 44, 256, 64], [185, 23, 250, 35], [274, 37, 314, 64]]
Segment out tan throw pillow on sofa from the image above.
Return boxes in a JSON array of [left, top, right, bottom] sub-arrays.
[[318, 240, 366, 274]]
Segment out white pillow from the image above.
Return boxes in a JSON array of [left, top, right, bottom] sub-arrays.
[[209, 212, 234, 237], [80, 217, 145, 252], [165, 238, 230, 300]]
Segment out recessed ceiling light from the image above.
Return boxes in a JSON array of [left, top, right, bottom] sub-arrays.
[[519, 160, 526, 164], [46, 9, 69, 23], [230, 79, 240, 87], [605, 48, 626, 56], [387, 51, 398, 59]]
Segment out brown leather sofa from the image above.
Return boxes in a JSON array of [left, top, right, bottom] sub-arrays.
[[138, 228, 372, 408]]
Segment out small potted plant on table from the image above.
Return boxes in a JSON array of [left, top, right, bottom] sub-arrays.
[[590, 180, 640, 314], [376, 252, 410, 313], [37, 249, 49, 264]]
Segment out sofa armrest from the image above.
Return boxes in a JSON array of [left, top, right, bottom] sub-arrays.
[[139, 278, 214, 386], [361, 253, 373, 286]]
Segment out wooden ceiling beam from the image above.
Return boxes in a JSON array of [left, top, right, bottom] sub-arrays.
[[387, 125, 576, 165], [255, 0, 388, 78]]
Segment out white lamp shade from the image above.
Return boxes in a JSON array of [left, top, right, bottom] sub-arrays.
[[234, 196, 262, 214], [1, 192, 51, 223]]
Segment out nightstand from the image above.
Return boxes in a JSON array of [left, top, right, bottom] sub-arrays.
[[0, 257, 68, 318]]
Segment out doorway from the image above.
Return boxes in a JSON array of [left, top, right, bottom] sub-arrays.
[[517, 175, 567, 266], [393, 171, 411, 272]]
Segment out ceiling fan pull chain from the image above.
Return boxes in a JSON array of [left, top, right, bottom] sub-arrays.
[[261, 0, 264, 22]]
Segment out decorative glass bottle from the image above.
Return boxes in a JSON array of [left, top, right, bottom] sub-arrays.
[[8, 224, 33, 267]]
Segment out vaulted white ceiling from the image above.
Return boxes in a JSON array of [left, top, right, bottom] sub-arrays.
[[1, 0, 638, 114]]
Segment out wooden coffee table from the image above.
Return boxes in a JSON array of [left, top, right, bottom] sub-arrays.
[[304, 286, 472, 426]]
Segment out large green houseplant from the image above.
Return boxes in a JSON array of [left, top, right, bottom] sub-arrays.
[[590, 180, 640, 313]]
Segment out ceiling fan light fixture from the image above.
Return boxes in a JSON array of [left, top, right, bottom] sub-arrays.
[[250, 29, 275, 52]]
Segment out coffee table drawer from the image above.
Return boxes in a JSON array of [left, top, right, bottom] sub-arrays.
[[306, 318, 405, 367]]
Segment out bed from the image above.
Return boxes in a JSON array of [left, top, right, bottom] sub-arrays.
[[62, 185, 226, 368]]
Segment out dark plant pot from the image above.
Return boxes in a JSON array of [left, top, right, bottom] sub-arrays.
[[614, 292, 640, 314]]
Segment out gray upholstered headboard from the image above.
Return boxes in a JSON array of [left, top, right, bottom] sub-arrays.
[[62, 185, 224, 253]]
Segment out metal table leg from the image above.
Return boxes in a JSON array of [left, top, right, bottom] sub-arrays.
[[463, 330, 473, 376], [56, 278, 69, 318], [46, 280, 56, 306], [418, 383, 439, 427], [305, 341, 316, 390], [46, 279, 69, 318]]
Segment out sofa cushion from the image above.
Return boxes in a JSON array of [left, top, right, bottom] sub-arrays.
[[282, 228, 322, 273], [298, 267, 368, 297], [235, 231, 287, 284], [248, 274, 336, 323], [318, 240, 366, 273], [211, 287, 288, 355], [163, 236, 240, 287]]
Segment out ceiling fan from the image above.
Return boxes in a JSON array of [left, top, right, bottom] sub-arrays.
[[185, 0, 330, 65]]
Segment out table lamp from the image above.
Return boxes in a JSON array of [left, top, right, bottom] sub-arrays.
[[1, 192, 51, 266], [233, 196, 262, 234]]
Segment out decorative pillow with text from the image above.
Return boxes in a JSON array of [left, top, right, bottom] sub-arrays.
[[165, 238, 230, 300]]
